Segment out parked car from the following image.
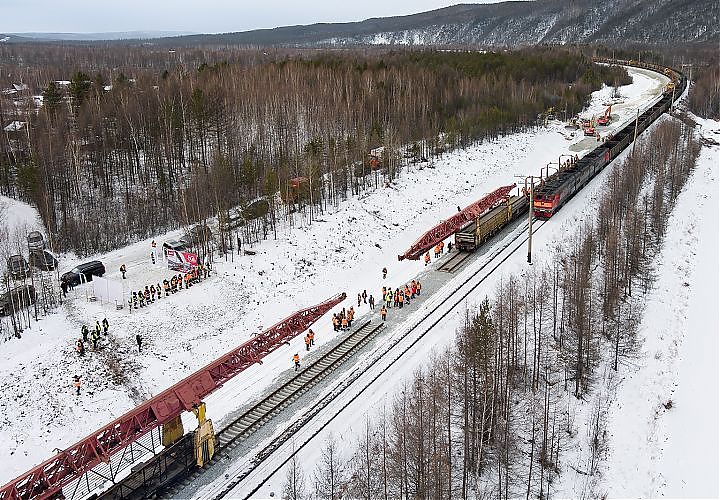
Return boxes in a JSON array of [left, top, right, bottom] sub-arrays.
[[29, 249, 58, 271], [163, 239, 187, 253], [7, 255, 30, 280], [26, 231, 45, 251], [61, 260, 105, 287], [0, 284, 36, 316]]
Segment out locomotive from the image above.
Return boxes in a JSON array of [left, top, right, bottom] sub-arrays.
[[533, 60, 686, 219]]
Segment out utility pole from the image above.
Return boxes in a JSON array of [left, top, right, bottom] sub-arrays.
[[515, 174, 537, 264], [528, 176, 534, 265], [632, 109, 639, 153]]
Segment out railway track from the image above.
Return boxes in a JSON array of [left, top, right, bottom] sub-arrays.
[[187, 218, 548, 499], [163, 320, 384, 496], [437, 250, 472, 272], [218, 320, 383, 450]]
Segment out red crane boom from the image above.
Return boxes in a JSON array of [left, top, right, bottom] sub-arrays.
[[0, 292, 346, 500], [398, 184, 515, 261]]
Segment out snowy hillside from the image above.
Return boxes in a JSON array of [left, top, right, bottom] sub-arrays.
[[159, 0, 719, 47]]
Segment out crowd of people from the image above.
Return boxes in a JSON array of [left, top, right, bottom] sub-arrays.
[[130, 264, 210, 310], [74, 317, 109, 355], [73, 317, 145, 395], [379, 279, 422, 316], [292, 269, 427, 371]]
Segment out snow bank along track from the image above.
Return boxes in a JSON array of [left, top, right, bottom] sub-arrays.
[[0, 59, 685, 500]]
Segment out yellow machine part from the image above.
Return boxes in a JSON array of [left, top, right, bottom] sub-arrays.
[[193, 402, 207, 425], [162, 415, 185, 447], [194, 418, 216, 467]]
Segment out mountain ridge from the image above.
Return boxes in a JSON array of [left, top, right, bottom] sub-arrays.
[[1, 1, 716, 47]]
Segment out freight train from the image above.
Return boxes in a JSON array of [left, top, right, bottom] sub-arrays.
[[534, 60, 687, 218], [455, 194, 529, 251]]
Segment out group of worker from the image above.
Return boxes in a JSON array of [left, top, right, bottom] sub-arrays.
[[292, 328, 315, 371], [75, 318, 109, 355], [130, 265, 210, 309], [303, 329, 316, 351], [379, 279, 422, 318], [331, 307, 355, 331], [357, 290, 376, 310], [292, 267, 428, 372]]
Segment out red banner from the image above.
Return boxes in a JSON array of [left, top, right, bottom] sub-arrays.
[[166, 250, 198, 271]]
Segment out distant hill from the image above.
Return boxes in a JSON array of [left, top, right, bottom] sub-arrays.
[[1, 31, 195, 42], [151, 0, 718, 47]]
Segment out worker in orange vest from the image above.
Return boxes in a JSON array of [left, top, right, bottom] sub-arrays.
[[398, 291, 404, 309], [305, 334, 311, 351], [341, 316, 348, 331], [416, 281, 422, 295], [293, 353, 300, 371], [439, 240, 444, 253], [424, 252, 430, 266], [308, 329, 315, 346], [73, 375, 81, 396], [380, 306, 387, 321]]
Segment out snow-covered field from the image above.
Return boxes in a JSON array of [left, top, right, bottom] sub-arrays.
[[0, 66, 696, 495], [599, 116, 719, 498]]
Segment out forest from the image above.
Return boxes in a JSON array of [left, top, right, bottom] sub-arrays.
[[0, 45, 629, 255], [284, 116, 701, 499]]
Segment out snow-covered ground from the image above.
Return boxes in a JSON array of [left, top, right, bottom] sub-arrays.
[[599, 116, 719, 498], [171, 69, 690, 498], [0, 66, 674, 488]]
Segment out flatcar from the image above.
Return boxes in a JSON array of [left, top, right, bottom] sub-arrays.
[[455, 194, 529, 251], [534, 60, 686, 218]]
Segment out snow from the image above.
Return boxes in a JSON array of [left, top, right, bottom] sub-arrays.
[[0, 65, 680, 492], [0, 194, 43, 242], [599, 116, 719, 498], [173, 68, 680, 498], [2, 121, 26, 133]]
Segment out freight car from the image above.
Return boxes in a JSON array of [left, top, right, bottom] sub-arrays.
[[534, 61, 686, 218], [455, 194, 529, 251]]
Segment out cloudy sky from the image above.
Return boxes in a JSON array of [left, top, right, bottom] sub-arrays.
[[1, 0, 504, 34]]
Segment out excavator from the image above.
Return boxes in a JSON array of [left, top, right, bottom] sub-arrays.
[[597, 105, 611, 126], [582, 117, 596, 136]]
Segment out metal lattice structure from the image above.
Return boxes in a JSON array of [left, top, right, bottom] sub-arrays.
[[398, 184, 516, 261], [0, 292, 346, 500]]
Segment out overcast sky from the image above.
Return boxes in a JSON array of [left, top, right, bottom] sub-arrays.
[[1, 0, 504, 34]]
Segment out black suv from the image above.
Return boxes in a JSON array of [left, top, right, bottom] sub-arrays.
[[61, 260, 105, 286], [29, 250, 58, 271], [163, 239, 187, 252], [7, 255, 30, 280], [0, 285, 36, 316]]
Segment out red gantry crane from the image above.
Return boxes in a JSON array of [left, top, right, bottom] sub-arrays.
[[0, 292, 346, 500], [398, 184, 515, 261]]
